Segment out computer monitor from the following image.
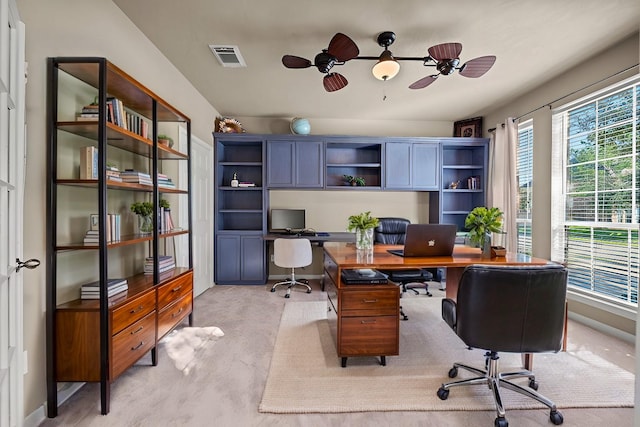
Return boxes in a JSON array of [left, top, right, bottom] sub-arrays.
[[270, 209, 306, 233]]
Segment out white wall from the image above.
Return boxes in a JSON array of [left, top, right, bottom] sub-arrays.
[[17, 0, 219, 417]]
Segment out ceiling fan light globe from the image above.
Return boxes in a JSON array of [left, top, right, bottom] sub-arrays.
[[372, 50, 400, 81]]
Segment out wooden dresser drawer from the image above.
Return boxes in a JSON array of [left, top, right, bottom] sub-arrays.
[[339, 315, 399, 357], [111, 290, 156, 335], [157, 292, 193, 339], [157, 272, 193, 309], [340, 288, 399, 316], [111, 310, 156, 379]]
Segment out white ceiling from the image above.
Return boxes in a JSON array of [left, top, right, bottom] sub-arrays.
[[113, 0, 639, 122]]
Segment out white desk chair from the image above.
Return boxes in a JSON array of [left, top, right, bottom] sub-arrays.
[[270, 238, 312, 298]]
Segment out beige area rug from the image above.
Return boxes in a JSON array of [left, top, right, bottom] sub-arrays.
[[259, 297, 634, 413], [160, 326, 224, 375]]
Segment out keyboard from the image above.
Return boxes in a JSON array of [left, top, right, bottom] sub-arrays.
[[299, 231, 317, 237]]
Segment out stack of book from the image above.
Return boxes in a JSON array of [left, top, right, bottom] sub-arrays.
[[76, 102, 99, 121], [467, 175, 481, 190], [80, 278, 128, 300], [144, 255, 175, 275], [157, 173, 175, 189], [106, 165, 122, 182], [238, 181, 256, 187], [120, 169, 153, 186]]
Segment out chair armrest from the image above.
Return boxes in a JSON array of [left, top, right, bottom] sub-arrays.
[[441, 298, 457, 331]]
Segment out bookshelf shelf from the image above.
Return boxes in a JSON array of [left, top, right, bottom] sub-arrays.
[[46, 57, 193, 417]]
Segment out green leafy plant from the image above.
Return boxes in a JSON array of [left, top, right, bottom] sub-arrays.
[[131, 199, 170, 215], [342, 174, 366, 186], [130, 201, 153, 217], [347, 211, 380, 231], [465, 206, 504, 247]]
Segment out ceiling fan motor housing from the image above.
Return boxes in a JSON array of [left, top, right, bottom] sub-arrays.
[[437, 58, 460, 75], [314, 51, 336, 73]]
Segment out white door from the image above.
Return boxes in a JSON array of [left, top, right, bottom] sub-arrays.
[[189, 133, 214, 296], [0, 1, 28, 426]]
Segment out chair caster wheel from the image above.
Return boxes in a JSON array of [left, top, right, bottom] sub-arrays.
[[306, 289, 312, 294], [448, 367, 458, 378], [436, 387, 449, 400], [528, 378, 539, 390], [270, 288, 276, 292], [550, 410, 563, 425], [284, 294, 290, 298], [494, 417, 508, 427]]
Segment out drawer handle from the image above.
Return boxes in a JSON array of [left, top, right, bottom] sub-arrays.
[[171, 307, 184, 318], [172, 285, 183, 292], [362, 299, 378, 303], [129, 305, 144, 314], [361, 320, 377, 324], [131, 341, 145, 351], [131, 326, 144, 335]]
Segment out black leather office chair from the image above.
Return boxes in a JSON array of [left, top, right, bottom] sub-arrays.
[[374, 217, 433, 320], [437, 264, 568, 427]]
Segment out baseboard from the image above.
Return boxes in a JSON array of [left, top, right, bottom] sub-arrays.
[[568, 311, 635, 344], [25, 382, 85, 426]]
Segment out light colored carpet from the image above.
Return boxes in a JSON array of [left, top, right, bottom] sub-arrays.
[[259, 297, 635, 414]]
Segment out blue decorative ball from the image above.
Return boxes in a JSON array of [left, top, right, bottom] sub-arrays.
[[290, 117, 311, 135]]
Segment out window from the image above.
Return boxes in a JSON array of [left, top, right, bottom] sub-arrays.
[[552, 75, 640, 307], [517, 121, 533, 255]]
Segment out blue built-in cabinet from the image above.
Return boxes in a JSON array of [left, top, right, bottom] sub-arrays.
[[267, 138, 324, 188], [385, 141, 440, 190], [213, 132, 488, 285]]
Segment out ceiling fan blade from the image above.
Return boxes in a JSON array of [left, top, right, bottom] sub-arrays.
[[409, 75, 439, 90], [428, 42, 462, 61], [327, 33, 359, 62], [282, 55, 312, 69], [323, 73, 348, 92], [459, 55, 497, 78]]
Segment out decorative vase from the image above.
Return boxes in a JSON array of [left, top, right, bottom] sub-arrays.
[[138, 214, 153, 234], [355, 228, 374, 251], [481, 232, 492, 258]]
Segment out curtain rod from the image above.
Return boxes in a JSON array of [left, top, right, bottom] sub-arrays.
[[488, 63, 639, 132]]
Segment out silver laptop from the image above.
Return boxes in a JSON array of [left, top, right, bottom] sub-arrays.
[[387, 224, 457, 257]]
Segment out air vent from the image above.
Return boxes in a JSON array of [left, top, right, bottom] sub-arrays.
[[208, 45, 247, 68]]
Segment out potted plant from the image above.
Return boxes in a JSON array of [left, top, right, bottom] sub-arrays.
[[157, 134, 174, 148], [343, 175, 366, 186], [347, 211, 380, 250], [130, 201, 154, 234], [464, 206, 504, 257]]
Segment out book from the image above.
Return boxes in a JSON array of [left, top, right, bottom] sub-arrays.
[[80, 278, 128, 290], [79, 146, 98, 180]]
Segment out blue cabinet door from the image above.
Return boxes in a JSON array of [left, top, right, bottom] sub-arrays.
[[267, 140, 295, 187], [241, 235, 266, 282], [215, 235, 241, 283], [295, 141, 323, 187], [412, 143, 439, 190], [384, 142, 412, 189]]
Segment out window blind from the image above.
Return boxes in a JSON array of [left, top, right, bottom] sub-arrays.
[[552, 75, 640, 306], [517, 122, 533, 255]]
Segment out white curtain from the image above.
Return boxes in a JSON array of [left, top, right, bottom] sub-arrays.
[[487, 118, 518, 252]]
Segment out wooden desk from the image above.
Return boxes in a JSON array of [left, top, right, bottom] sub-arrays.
[[322, 242, 551, 368], [322, 242, 549, 300]]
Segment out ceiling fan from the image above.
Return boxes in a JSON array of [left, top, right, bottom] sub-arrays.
[[281, 33, 360, 92], [282, 31, 496, 92]]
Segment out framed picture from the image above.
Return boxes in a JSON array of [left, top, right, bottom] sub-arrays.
[[453, 117, 483, 138], [90, 214, 99, 231]]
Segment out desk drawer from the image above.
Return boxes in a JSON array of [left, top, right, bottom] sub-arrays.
[[340, 288, 398, 316], [111, 290, 156, 335], [339, 315, 398, 357]]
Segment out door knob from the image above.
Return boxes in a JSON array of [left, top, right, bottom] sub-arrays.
[[16, 258, 41, 272]]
